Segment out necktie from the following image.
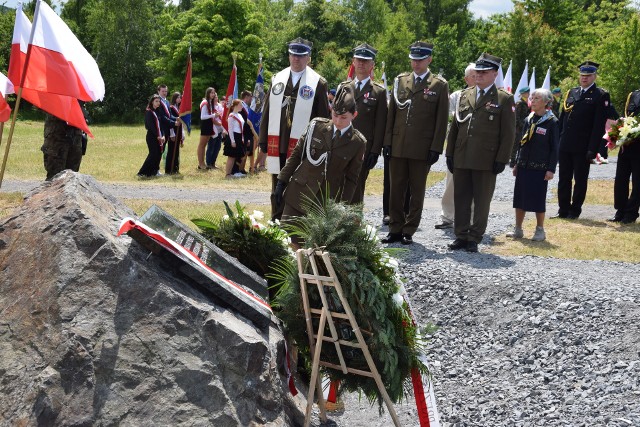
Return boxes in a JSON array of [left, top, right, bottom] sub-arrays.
[[478, 88, 485, 101], [415, 77, 422, 85], [356, 81, 362, 92]]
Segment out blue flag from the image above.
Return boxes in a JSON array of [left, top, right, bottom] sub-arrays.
[[248, 64, 264, 134]]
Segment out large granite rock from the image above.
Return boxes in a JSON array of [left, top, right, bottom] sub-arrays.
[[0, 172, 304, 426]]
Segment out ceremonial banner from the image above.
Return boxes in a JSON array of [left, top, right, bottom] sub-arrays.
[[503, 60, 513, 94], [542, 66, 551, 90], [222, 61, 238, 131], [528, 67, 537, 93], [0, 73, 13, 122], [346, 63, 355, 81], [496, 63, 504, 89], [178, 50, 192, 135], [514, 61, 529, 102], [249, 62, 265, 134]]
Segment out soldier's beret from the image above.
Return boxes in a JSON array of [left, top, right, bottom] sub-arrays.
[[519, 86, 530, 94], [552, 87, 562, 94]]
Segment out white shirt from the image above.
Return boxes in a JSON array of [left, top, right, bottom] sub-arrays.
[[332, 123, 352, 137], [354, 76, 370, 90], [476, 83, 495, 101], [413, 70, 430, 83], [213, 103, 224, 137], [228, 111, 245, 143], [291, 69, 304, 87]]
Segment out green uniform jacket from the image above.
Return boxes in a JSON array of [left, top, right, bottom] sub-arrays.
[[447, 85, 516, 170], [353, 80, 388, 155], [384, 71, 449, 159], [278, 118, 366, 213]]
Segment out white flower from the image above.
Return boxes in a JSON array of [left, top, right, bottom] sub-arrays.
[[222, 214, 230, 221], [252, 210, 264, 220], [392, 292, 404, 306]]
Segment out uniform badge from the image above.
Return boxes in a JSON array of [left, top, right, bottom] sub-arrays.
[[489, 115, 494, 121], [364, 92, 370, 99], [299, 85, 314, 100], [605, 100, 609, 106], [536, 127, 547, 135], [272, 83, 285, 95]]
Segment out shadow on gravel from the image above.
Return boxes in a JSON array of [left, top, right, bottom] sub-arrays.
[[444, 250, 516, 269]]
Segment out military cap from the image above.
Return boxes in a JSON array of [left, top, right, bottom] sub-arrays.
[[408, 41, 433, 60], [353, 43, 377, 60], [474, 53, 502, 71], [329, 88, 336, 96], [518, 86, 530, 94], [578, 61, 599, 75], [551, 87, 562, 94], [332, 81, 356, 115], [288, 37, 312, 56]]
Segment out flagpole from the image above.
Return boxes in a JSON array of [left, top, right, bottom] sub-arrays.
[[0, 0, 42, 189]]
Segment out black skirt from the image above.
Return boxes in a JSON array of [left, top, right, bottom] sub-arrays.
[[513, 168, 549, 212], [200, 118, 214, 136], [223, 132, 245, 157]]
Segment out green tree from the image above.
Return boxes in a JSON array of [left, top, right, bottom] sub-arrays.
[[431, 23, 465, 87], [377, 5, 416, 82], [86, 0, 160, 122], [315, 44, 349, 90]]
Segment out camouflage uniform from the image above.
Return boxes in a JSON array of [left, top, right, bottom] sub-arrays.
[[41, 115, 83, 180]]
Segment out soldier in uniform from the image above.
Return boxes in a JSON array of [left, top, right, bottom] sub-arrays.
[[258, 37, 331, 220], [349, 43, 388, 205], [555, 61, 610, 219], [511, 86, 530, 167], [381, 41, 449, 245], [551, 87, 562, 117], [610, 89, 640, 224], [275, 82, 366, 221], [41, 113, 85, 181], [446, 53, 516, 253]]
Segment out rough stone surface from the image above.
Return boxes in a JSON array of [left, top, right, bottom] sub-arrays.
[[0, 172, 303, 426]]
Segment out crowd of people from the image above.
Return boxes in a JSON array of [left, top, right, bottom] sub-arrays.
[[136, 37, 640, 252]]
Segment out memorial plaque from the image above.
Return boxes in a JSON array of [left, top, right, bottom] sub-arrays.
[[139, 205, 268, 299]]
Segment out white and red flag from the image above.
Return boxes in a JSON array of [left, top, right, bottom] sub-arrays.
[[222, 61, 238, 131], [0, 72, 14, 123], [8, 1, 104, 136], [542, 66, 551, 90], [503, 60, 513, 94], [514, 60, 529, 102]]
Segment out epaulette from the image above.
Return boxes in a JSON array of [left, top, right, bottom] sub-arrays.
[[432, 74, 447, 84], [352, 127, 366, 143], [397, 72, 411, 78], [498, 88, 512, 96], [372, 81, 386, 90], [312, 117, 331, 124]]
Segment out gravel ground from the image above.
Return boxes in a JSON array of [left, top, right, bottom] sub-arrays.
[[3, 159, 638, 426]]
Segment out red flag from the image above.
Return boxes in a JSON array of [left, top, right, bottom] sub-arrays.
[[347, 63, 355, 81], [178, 51, 192, 134], [8, 3, 103, 136], [222, 62, 238, 131]]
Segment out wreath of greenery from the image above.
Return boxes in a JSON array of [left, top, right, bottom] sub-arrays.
[[271, 197, 431, 410]]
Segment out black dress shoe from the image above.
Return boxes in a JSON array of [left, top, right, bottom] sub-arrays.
[[465, 241, 479, 252], [381, 233, 402, 244], [434, 221, 453, 229], [382, 215, 390, 225], [551, 212, 568, 219], [448, 238, 467, 250], [621, 216, 638, 224], [401, 234, 413, 245], [607, 213, 624, 222], [566, 214, 579, 219]]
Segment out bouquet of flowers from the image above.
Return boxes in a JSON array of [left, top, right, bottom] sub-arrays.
[[605, 116, 640, 149]]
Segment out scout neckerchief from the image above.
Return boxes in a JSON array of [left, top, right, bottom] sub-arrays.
[[266, 66, 321, 174], [520, 110, 553, 146]]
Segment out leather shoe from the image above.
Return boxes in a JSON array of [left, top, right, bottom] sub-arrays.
[[607, 213, 623, 222], [621, 217, 637, 224], [382, 215, 390, 225], [551, 212, 568, 219], [401, 234, 413, 245], [566, 214, 579, 219], [448, 238, 467, 250], [434, 221, 453, 229], [465, 241, 479, 252], [381, 233, 402, 244]]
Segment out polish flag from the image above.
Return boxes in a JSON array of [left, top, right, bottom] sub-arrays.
[[222, 62, 238, 131], [8, 3, 101, 136], [346, 63, 355, 81], [0, 73, 14, 123]]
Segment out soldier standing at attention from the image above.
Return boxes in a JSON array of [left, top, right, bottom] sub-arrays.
[[554, 61, 610, 219], [446, 53, 516, 253], [349, 43, 388, 205], [551, 87, 562, 117], [258, 37, 331, 220], [381, 41, 449, 245], [42, 113, 86, 181], [511, 86, 530, 167], [609, 88, 640, 224]]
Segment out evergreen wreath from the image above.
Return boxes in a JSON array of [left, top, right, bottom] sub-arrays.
[[271, 195, 431, 410]]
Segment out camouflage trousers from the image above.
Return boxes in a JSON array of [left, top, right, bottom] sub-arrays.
[[42, 126, 83, 181]]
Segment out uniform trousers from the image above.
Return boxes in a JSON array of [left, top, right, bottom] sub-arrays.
[[453, 168, 496, 243], [271, 153, 288, 220], [558, 150, 591, 217], [352, 158, 371, 204], [614, 144, 640, 220], [389, 157, 430, 236]]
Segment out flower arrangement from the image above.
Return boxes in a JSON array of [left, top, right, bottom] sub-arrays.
[[271, 196, 432, 410], [192, 201, 294, 298], [605, 116, 640, 149]]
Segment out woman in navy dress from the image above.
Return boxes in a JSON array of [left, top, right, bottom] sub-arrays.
[[138, 94, 165, 177]]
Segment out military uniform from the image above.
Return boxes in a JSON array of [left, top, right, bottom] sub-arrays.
[[557, 65, 609, 218], [349, 43, 388, 204], [384, 67, 449, 239], [278, 117, 366, 217], [446, 53, 515, 248], [41, 114, 83, 181], [612, 89, 640, 223], [551, 98, 561, 118]]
